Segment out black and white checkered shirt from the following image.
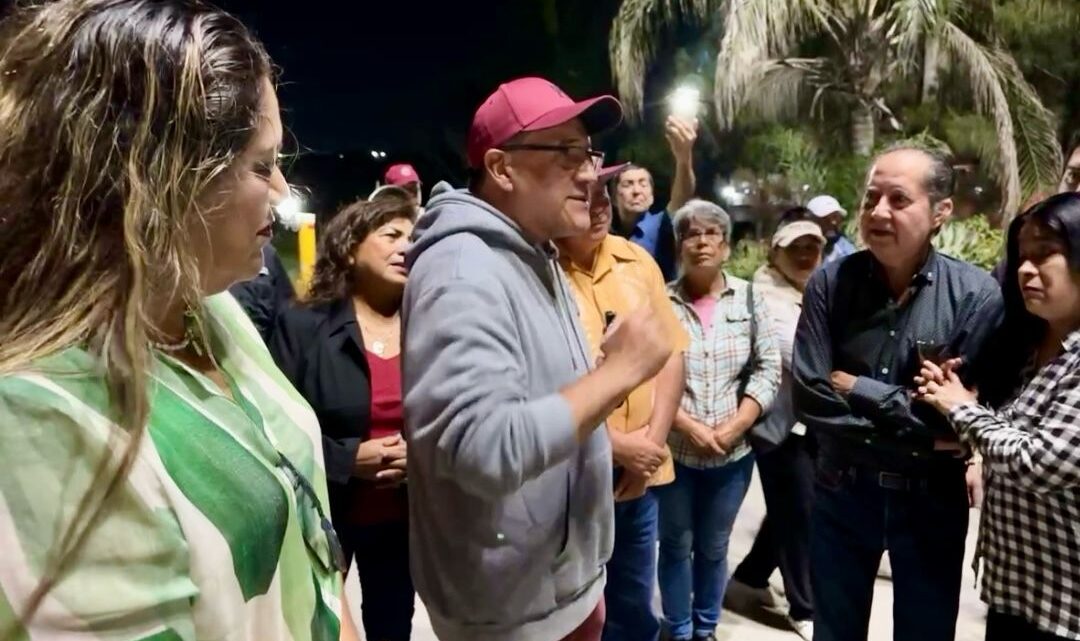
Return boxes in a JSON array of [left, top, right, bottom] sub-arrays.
[[950, 329, 1080, 639]]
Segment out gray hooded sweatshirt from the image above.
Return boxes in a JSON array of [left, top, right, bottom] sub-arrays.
[[401, 183, 613, 641]]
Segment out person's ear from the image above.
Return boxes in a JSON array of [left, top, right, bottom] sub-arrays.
[[484, 149, 514, 193], [932, 197, 954, 233]]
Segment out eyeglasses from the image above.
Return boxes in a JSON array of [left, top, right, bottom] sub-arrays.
[[498, 143, 605, 173], [681, 229, 725, 243], [278, 452, 348, 574]]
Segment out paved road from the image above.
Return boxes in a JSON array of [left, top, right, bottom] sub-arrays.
[[345, 468, 987, 640]]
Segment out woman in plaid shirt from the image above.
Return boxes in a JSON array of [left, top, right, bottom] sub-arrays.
[[919, 192, 1080, 641], [657, 200, 781, 640]]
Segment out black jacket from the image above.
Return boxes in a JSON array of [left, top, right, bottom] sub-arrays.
[[230, 244, 296, 343], [268, 297, 371, 520]]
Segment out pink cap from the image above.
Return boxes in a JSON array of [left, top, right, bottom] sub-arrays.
[[467, 77, 623, 169], [597, 162, 631, 184], [383, 163, 420, 186]]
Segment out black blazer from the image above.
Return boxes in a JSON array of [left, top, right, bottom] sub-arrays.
[[268, 298, 371, 510]]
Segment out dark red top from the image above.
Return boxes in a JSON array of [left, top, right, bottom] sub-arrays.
[[349, 351, 407, 525]]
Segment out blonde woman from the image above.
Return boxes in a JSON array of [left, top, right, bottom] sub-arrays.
[[0, 1, 348, 639]]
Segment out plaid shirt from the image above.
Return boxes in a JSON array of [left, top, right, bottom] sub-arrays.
[[667, 274, 781, 469], [949, 329, 1080, 638]]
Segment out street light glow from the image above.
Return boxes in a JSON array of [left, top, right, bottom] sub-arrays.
[[275, 188, 309, 230], [276, 192, 303, 217]]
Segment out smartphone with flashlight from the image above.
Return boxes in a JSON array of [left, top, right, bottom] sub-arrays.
[[669, 86, 701, 119]]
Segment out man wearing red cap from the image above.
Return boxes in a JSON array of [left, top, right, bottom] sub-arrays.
[[401, 78, 672, 641], [383, 162, 423, 209]]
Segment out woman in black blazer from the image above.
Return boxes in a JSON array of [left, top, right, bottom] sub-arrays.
[[270, 189, 416, 641]]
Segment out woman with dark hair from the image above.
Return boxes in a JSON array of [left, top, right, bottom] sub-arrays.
[[918, 192, 1080, 641], [727, 220, 825, 640], [270, 193, 417, 641], [0, 1, 345, 638], [777, 205, 813, 227]]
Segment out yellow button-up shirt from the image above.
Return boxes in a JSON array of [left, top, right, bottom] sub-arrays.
[[560, 235, 689, 486]]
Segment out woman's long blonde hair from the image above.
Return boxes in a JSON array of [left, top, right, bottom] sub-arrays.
[[0, 0, 271, 629]]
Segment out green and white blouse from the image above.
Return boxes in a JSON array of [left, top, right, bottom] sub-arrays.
[[0, 293, 341, 641]]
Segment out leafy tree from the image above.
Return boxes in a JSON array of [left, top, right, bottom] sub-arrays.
[[610, 0, 1062, 223]]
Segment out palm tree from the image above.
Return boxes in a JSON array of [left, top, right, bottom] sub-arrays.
[[610, 0, 1062, 220]]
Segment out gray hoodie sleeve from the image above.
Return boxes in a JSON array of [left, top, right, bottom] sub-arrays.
[[403, 277, 580, 500]]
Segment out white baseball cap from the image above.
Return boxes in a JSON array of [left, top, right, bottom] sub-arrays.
[[771, 220, 826, 249], [806, 195, 845, 219]]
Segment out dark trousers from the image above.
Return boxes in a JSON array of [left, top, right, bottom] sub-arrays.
[[340, 519, 415, 641], [986, 610, 1073, 641], [732, 434, 815, 621], [811, 457, 968, 641], [603, 488, 661, 641]]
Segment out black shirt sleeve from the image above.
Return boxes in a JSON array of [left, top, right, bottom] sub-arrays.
[[793, 269, 875, 434]]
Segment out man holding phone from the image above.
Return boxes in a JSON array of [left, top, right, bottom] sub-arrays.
[[610, 113, 698, 282], [556, 164, 688, 641]]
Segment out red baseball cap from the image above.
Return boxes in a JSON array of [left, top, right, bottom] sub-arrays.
[[467, 77, 623, 169], [598, 162, 631, 184], [383, 163, 421, 186]]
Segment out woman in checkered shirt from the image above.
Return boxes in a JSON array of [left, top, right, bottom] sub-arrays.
[[918, 192, 1080, 641]]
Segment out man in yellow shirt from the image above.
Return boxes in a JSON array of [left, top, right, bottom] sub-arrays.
[[556, 163, 689, 641]]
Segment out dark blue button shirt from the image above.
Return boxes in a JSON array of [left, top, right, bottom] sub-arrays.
[[614, 209, 677, 282], [793, 249, 1003, 469]]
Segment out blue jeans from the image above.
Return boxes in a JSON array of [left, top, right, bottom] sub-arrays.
[[602, 486, 660, 641], [811, 457, 968, 641], [655, 457, 754, 640]]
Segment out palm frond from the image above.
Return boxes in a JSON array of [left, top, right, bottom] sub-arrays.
[[713, 0, 826, 129], [609, 0, 717, 121], [940, 22, 1021, 216], [728, 58, 836, 125], [996, 52, 1063, 208], [890, 0, 944, 73]]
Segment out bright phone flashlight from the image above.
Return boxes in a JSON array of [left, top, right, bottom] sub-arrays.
[[669, 86, 701, 119]]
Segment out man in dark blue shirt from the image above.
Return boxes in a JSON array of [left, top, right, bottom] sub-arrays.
[[793, 144, 1002, 641], [610, 115, 697, 282]]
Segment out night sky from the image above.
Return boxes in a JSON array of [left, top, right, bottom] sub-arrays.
[[218, 0, 626, 200], [0, 0, 669, 212]]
